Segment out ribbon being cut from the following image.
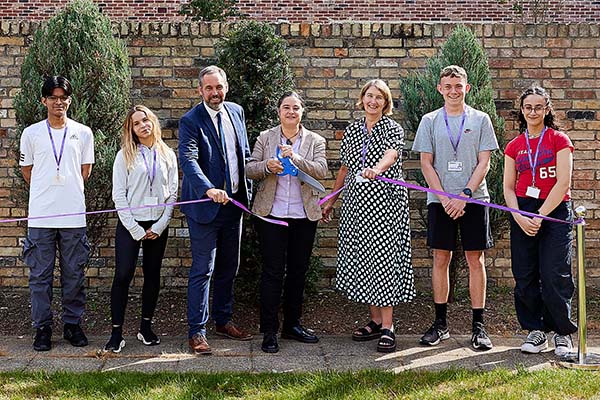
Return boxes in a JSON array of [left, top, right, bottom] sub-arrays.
[[0, 198, 289, 227], [319, 175, 584, 226], [1, 176, 582, 227]]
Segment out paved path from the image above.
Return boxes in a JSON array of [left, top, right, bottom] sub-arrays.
[[0, 335, 593, 373]]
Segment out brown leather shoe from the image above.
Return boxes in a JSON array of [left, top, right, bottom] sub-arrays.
[[215, 321, 253, 341], [189, 333, 212, 355]]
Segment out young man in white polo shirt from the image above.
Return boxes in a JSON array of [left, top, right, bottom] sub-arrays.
[[19, 76, 95, 351]]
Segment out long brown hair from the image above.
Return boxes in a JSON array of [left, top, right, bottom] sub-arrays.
[[517, 86, 560, 134], [121, 105, 172, 170]]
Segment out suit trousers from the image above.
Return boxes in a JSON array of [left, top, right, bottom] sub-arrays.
[[23, 227, 90, 328], [255, 216, 318, 334], [110, 219, 169, 327], [186, 203, 243, 337], [510, 198, 577, 336]]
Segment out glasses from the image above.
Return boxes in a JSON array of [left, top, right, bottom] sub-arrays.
[[46, 95, 71, 102], [522, 105, 546, 114]]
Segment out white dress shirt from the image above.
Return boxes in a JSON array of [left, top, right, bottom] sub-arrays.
[[205, 105, 240, 194]]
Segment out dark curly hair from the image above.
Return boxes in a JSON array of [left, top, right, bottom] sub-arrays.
[[518, 86, 560, 134]]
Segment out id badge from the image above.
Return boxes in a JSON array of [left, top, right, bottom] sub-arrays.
[[355, 171, 367, 183], [144, 196, 159, 206], [526, 186, 541, 199], [447, 160, 463, 172], [51, 175, 66, 186]]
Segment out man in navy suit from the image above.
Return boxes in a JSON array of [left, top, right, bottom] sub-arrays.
[[179, 65, 253, 355]]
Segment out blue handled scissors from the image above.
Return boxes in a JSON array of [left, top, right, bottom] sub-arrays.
[[276, 147, 326, 193]]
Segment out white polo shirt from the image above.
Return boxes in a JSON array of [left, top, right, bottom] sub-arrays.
[[19, 118, 95, 228]]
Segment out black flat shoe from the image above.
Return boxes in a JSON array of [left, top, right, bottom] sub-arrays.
[[261, 333, 279, 353], [281, 325, 319, 344]]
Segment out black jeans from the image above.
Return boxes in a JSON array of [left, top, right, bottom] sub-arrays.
[[110, 219, 168, 326], [510, 198, 577, 335], [256, 217, 318, 334]]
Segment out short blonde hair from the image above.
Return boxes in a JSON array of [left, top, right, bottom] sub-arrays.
[[356, 79, 393, 116]]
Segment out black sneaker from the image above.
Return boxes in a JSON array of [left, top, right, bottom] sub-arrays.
[[137, 330, 160, 346], [104, 333, 126, 353], [63, 323, 88, 347], [420, 322, 450, 346], [471, 322, 493, 350], [33, 326, 52, 351]]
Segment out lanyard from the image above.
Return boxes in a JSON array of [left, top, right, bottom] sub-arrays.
[[361, 122, 372, 169], [524, 126, 547, 187], [138, 144, 157, 194], [45, 120, 68, 176], [442, 107, 466, 159]]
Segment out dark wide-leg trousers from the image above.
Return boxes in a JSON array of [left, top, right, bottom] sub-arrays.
[[510, 198, 577, 336], [256, 217, 318, 334]]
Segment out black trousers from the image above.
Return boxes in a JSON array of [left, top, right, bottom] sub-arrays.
[[510, 198, 577, 336], [255, 216, 318, 334], [110, 219, 168, 326]]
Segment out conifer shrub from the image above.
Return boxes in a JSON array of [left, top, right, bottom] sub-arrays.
[[13, 0, 131, 251]]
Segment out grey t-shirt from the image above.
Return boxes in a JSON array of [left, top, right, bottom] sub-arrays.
[[412, 105, 499, 204]]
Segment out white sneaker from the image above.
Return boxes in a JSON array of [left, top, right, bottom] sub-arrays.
[[521, 330, 548, 353], [553, 333, 573, 357]]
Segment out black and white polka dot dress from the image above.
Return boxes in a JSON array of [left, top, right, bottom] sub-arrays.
[[335, 116, 415, 307]]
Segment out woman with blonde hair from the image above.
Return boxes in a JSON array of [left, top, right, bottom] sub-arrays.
[[322, 79, 414, 353], [103, 105, 178, 353]]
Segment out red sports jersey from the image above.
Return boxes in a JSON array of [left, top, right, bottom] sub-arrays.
[[504, 127, 573, 201]]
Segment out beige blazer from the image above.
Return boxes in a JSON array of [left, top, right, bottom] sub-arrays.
[[245, 125, 328, 221]]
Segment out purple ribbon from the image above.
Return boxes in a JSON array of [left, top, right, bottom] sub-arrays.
[[318, 176, 583, 225], [0, 197, 288, 227], [139, 145, 157, 195], [443, 107, 466, 158], [46, 120, 68, 175]]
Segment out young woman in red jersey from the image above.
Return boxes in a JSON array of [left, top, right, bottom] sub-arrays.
[[503, 86, 577, 357]]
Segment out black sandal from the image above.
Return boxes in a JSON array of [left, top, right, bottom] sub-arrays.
[[377, 328, 397, 353], [352, 320, 382, 342]]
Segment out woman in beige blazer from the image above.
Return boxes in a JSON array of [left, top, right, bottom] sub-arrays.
[[245, 91, 327, 354]]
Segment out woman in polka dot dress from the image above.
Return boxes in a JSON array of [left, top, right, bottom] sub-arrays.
[[322, 79, 415, 353]]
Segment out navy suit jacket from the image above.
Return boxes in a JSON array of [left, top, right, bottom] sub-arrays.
[[178, 101, 252, 224]]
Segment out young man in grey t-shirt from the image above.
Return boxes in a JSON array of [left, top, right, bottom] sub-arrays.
[[412, 65, 499, 351]]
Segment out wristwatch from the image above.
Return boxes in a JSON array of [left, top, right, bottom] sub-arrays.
[[462, 188, 473, 198]]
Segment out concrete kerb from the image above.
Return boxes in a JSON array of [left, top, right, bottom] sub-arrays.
[[0, 335, 592, 373]]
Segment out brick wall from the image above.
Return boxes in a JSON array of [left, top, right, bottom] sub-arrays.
[[1, 1, 600, 23], [0, 21, 599, 290]]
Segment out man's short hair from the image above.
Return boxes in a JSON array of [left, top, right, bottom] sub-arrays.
[[199, 65, 227, 86], [439, 65, 468, 82], [41, 76, 72, 97]]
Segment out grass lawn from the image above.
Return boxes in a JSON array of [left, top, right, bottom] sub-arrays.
[[1, 368, 599, 399]]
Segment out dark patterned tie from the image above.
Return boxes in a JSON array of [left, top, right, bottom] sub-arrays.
[[217, 112, 232, 195]]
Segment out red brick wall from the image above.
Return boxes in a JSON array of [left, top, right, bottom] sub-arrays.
[[1, 0, 600, 23]]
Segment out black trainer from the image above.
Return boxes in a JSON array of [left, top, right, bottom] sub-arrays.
[[33, 326, 52, 351], [137, 329, 160, 346], [63, 323, 88, 347], [420, 322, 450, 346], [104, 333, 126, 353], [471, 322, 493, 350]]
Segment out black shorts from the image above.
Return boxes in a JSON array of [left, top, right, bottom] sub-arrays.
[[427, 202, 493, 251]]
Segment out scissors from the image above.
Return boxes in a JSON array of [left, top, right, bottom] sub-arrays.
[[276, 147, 326, 193]]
